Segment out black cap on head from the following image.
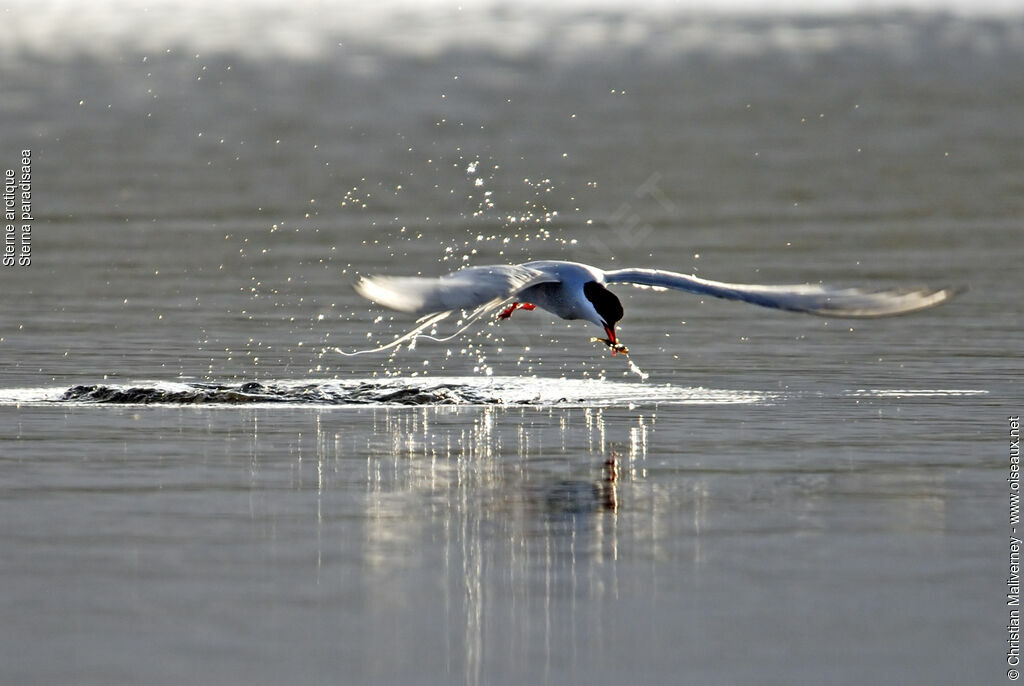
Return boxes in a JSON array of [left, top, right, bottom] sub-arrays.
[[583, 281, 623, 326]]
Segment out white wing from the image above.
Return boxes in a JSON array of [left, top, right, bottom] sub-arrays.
[[340, 264, 559, 356], [355, 264, 558, 316], [603, 268, 962, 318]]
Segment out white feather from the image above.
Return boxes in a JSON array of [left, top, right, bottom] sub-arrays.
[[602, 268, 963, 318], [355, 264, 558, 316]]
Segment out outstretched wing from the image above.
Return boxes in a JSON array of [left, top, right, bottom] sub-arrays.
[[340, 264, 560, 356], [355, 264, 558, 316], [602, 268, 962, 318]]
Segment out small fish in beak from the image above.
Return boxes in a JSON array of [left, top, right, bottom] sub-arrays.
[[591, 323, 630, 356]]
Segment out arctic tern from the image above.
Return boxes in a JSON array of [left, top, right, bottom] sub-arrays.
[[346, 260, 960, 356]]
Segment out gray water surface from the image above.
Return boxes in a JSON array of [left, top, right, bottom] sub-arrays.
[[1, 3, 1019, 684]]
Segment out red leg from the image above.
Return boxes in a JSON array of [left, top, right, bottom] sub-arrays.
[[497, 302, 519, 320], [498, 302, 536, 320]]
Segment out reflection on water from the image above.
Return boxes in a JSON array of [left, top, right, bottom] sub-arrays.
[[231, 397, 959, 684], [204, 393, 982, 684], [338, 406, 646, 684], [167, 403, 696, 683]]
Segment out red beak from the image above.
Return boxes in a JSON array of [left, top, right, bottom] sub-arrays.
[[603, 324, 617, 345]]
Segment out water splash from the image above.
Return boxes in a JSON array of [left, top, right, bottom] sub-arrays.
[[625, 357, 650, 381]]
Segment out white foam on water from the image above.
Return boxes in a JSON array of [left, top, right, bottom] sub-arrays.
[[0, 380, 993, 408], [0, 377, 773, 408], [845, 388, 990, 398], [0, 387, 65, 405]]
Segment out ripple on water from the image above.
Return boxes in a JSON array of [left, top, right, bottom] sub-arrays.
[[0, 377, 775, 408]]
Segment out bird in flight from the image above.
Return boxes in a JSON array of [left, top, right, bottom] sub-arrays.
[[343, 260, 961, 356]]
